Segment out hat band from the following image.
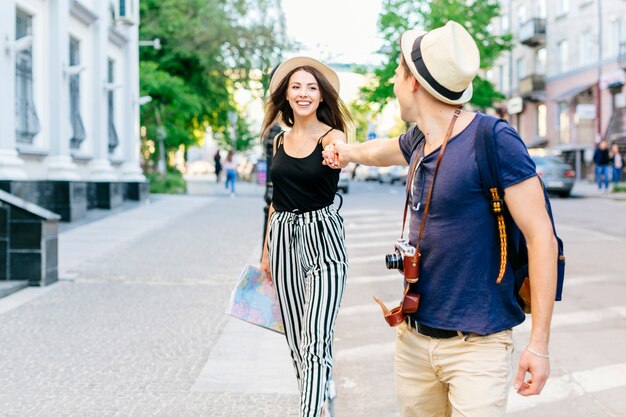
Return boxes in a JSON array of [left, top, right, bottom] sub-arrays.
[[411, 35, 465, 101]]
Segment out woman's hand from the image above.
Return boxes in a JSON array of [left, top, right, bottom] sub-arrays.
[[260, 250, 272, 283]]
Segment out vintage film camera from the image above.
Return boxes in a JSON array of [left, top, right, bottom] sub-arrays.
[[374, 238, 421, 327], [385, 238, 420, 283]]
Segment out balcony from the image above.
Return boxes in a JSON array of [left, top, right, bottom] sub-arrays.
[[519, 18, 546, 47], [519, 74, 545, 99]]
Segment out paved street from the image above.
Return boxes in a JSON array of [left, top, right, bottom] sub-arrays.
[[0, 179, 625, 417]]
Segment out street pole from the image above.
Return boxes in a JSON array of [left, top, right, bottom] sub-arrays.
[[596, 0, 604, 140], [228, 111, 238, 151], [154, 106, 167, 174]]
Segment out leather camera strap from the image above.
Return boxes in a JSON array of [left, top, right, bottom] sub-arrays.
[[401, 108, 462, 246]]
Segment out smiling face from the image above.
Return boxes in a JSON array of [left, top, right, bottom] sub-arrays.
[[286, 69, 322, 118]]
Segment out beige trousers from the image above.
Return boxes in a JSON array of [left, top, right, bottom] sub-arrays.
[[395, 322, 513, 417]]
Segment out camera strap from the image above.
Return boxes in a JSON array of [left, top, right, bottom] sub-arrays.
[[401, 108, 462, 249]]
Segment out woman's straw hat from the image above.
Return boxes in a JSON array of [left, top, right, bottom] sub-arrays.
[[269, 56, 340, 95]]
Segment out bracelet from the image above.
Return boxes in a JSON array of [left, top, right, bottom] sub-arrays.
[[526, 347, 550, 359]]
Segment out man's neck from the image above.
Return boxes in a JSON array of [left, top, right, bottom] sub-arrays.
[[416, 106, 475, 154]]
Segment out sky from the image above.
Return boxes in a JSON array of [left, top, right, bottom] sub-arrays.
[[280, 0, 384, 65]]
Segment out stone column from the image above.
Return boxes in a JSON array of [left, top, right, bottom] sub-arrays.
[[46, 0, 79, 180], [120, 22, 145, 181], [0, 0, 27, 180], [88, 0, 116, 180]]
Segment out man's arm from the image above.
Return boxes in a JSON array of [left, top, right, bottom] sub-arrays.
[[504, 176, 558, 396], [323, 137, 408, 168]]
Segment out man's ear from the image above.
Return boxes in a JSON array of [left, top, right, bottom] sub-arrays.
[[411, 77, 420, 92]]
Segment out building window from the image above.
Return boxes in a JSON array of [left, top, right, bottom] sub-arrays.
[[579, 31, 593, 66], [557, 40, 569, 73], [516, 5, 526, 34], [535, 48, 547, 74], [498, 64, 509, 96], [69, 37, 86, 149], [557, 103, 570, 144], [536, 0, 547, 19], [557, 0, 569, 16], [15, 10, 41, 144], [537, 104, 547, 138], [107, 59, 119, 153], [609, 18, 623, 58], [516, 57, 525, 87]]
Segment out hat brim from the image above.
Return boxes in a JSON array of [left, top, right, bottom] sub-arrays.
[[269, 56, 340, 95], [400, 30, 473, 105]]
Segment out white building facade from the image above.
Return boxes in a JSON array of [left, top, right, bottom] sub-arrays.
[[0, 0, 145, 221], [489, 0, 626, 178]]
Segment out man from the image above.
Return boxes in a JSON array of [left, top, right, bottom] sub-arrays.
[[322, 21, 557, 417]]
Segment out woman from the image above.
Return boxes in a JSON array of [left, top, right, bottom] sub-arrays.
[[213, 150, 222, 183], [611, 143, 623, 185], [259, 56, 351, 417], [223, 150, 237, 196]]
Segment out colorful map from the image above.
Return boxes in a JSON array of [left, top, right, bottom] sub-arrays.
[[226, 264, 285, 334]]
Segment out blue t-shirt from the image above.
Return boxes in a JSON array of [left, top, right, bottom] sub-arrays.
[[398, 112, 536, 335]]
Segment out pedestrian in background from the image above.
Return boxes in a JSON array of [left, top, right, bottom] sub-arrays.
[[213, 150, 222, 183], [223, 150, 237, 197], [323, 20, 558, 417], [610, 143, 623, 185], [593, 140, 610, 191], [259, 56, 352, 417]]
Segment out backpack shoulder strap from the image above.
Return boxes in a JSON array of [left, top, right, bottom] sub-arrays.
[[474, 114, 509, 284]]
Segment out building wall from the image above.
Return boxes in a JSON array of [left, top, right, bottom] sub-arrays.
[[492, 0, 626, 152], [0, 0, 143, 182]]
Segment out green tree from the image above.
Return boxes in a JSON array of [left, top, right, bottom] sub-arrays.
[[361, 0, 512, 112], [139, 0, 289, 171]]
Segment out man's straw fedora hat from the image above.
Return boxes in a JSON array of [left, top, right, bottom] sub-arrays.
[[400, 21, 479, 105], [269, 56, 340, 95]]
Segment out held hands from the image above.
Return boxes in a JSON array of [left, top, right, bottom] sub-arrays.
[[514, 345, 551, 396], [322, 141, 348, 169]]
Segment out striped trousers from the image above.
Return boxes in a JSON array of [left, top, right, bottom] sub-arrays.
[[268, 206, 348, 417]]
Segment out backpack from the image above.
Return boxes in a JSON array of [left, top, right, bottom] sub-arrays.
[[474, 115, 565, 314]]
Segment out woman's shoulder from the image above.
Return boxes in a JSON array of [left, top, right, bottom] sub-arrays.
[[321, 128, 346, 147]]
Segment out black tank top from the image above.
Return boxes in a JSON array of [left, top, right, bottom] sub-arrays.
[[271, 130, 340, 212]]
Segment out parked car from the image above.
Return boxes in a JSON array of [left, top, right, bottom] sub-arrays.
[[378, 165, 409, 185], [338, 166, 350, 194], [354, 165, 380, 181], [531, 155, 576, 197]]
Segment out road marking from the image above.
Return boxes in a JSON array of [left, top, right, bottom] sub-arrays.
[[347, 230, 399, 239], [335, 341, 395, 362], [348, 240, 394, 249], [558, 224, 624, 242], [348, 254, 386, 264], [348, 274, 401, 284], [340, 299, 397, 316], [341, 209, 384, 217], [507, 362, 626, 412], [566, 274, 619, 287], [346, 222, 401, 231], [515, 305, 626, 333]]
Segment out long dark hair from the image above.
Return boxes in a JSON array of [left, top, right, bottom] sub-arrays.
[[261, 66, 352, 138]]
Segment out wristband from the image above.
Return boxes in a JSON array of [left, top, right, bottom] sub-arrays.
[[526, 347, 550, 359]]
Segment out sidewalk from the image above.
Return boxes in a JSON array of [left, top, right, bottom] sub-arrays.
[[570, 180, 626, 200]]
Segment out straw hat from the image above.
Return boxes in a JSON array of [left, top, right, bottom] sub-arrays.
[[400, 21, 479, 105], [269, 56, 340, 95]]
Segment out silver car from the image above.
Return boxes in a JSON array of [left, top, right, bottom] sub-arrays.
[[531, 155, 576, 198]]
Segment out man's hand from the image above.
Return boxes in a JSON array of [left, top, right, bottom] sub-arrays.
[[514, 347, 550, 396], [322, 141, 348, 169]]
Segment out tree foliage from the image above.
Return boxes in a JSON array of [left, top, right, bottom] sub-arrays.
[[139, 0, 289, 170], [361, 0, 512, 112]]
